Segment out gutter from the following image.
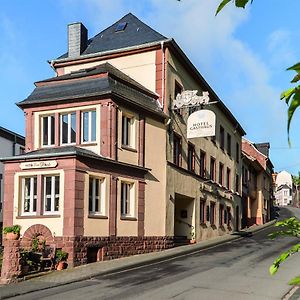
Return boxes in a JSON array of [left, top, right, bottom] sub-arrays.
[[0, 150, 151, 173], [49, 39, 173, 66]]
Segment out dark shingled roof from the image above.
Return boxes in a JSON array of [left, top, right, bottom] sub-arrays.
[[58, 13, 168, 59], [17, 63, 165, 118], [0, 145, 150, 173]]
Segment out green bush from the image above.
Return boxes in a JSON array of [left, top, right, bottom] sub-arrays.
[[3, 224, 21, 234], [56, 249, 68, 262]]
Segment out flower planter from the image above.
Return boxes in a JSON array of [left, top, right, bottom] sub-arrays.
[[56, 261, 67, 271], [5, 232, 20, 240]]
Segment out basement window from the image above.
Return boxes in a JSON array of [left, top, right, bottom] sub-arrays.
[[115, 22, 127, 32]]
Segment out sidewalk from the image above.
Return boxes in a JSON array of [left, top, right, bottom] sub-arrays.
[[0, 220, 275, 300]]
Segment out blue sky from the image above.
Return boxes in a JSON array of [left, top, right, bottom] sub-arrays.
[[1, 0, 300, 174]]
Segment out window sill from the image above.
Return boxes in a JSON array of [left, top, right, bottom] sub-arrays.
[[17, 215, 61, 219], [210, 224, 217, 230], [121, 145, 137, 152], [219, 225, 226, 230], [80, 142, 97, 147], [120, 216, 137, 221], [88, 214, 108, 219]]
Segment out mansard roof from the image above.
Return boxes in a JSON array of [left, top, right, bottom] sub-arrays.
[[57, 13, 168, 60], [17, 63, 165, 119]]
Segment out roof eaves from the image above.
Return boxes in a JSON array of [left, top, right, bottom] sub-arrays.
[[242, 138, 268, 159], [49, 39, 172, 66], [0, 127, 25, 143], [111, 90, 167, 120], [16, 90, 112, 109], [0, 149, 151, 173], [166, 39, 246, 136]]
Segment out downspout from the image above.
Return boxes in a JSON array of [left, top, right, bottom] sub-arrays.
[[12, 134, 16, 156], [161, 41, 165, 111]]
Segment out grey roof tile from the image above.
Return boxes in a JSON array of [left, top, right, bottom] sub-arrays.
[[17, 63, 165, 118], [58, 13, 167, 59], [1, 145, 150, 173]]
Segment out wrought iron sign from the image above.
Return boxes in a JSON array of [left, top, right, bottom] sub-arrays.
[[173, 90, 210, 109]]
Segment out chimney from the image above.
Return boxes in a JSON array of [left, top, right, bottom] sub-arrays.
[[68, 22, 88, 58], [254, 142, 270, 157]]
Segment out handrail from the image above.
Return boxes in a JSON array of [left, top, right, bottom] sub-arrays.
[[175, 218, 194, 230]]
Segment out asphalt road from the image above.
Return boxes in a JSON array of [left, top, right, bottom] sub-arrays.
[[12, 207, 300, 300]]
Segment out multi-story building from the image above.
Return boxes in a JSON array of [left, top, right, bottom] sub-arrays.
[[274, 170, 293, 206], [241, 139, 274, 226], [0, 127, 25, 230], [1, 13, 245, 267]]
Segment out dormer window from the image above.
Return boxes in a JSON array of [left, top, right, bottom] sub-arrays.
[[115, 22, 127, 32]]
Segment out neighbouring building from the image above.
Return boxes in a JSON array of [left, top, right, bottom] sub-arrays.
[[274, 170, 293, 206], [0, 127, 25, 230], [1, 13, 247, 269], [241, 139, 274, 226]]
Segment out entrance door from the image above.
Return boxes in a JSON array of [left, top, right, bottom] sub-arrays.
[[174, 194, 195, 239]]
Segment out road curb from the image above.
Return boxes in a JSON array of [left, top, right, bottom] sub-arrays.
[[0, 220, 276, 299]]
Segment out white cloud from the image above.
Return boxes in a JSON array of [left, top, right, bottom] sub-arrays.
[[267, 29, 296, 68], [58, 0, 293, 162]]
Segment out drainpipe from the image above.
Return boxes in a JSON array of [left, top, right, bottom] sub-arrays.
[[12, 134, 16, 156], [161, 41, 165, 111]]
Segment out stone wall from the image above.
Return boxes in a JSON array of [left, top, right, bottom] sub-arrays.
[[1, 233, 174, 283], [0, 240, 21, 284], [73, 236, 174, 266]]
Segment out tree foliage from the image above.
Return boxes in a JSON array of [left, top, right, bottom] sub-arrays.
[[269, 218, 300, 285], [216, 0, 300, 143], [215, 0, 252, 16]]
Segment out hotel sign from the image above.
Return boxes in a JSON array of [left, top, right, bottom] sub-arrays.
[[20, 160, 57, 170], [187, 110, 216, 138]]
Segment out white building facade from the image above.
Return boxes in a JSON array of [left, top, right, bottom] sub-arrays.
[[275, 171, 292, 206]]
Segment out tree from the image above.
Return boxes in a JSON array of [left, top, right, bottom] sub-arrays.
[[215, 0, 300, 144], [269, 218, 300, 285]]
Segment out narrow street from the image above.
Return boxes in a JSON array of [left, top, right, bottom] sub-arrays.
[[9, 207, 300, 300]]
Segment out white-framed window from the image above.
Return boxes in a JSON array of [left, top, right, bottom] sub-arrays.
[[60, 112, 76, 144], [122, 114, 135, 148], [43, 175, 60, 214], [120, 181, 135, 217], [89, 177, 106, 216], [82, 110, 96, 143], [41, 115, 55, 146], [21, 176, 37, 215]]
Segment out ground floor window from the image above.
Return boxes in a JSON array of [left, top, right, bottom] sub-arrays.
[[89, 177, 106, 216], [20, 174, 60, 216], [226, 207, 231, 226], [21, 176, 37, 215], [219, 204, 224, 226], [200, 200, 205, 224], [210, 202, 216, 225], [44, 175, 60, 214], [121, 181, 135, 218], [206, 205, 210, 222]]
